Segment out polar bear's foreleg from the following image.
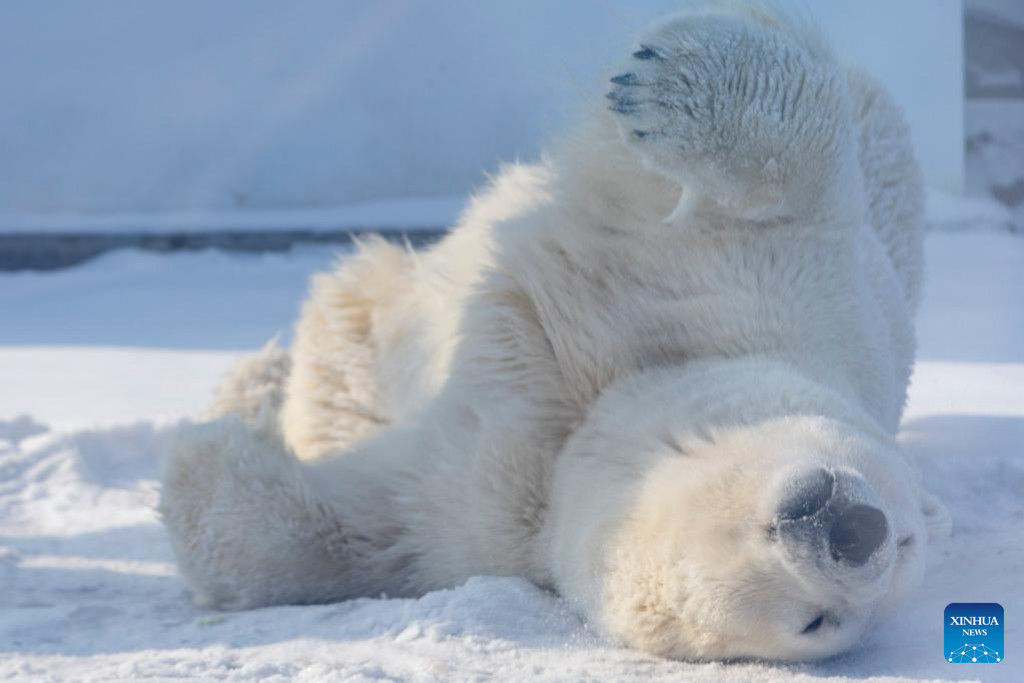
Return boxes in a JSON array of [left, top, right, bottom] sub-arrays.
[[607, 6, 859, 222]]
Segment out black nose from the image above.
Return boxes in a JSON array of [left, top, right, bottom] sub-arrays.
[[778, 468, 834, 520], [829, 504, 888, 566]]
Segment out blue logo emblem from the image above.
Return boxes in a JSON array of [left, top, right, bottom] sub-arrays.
[[945, 603, 1003, 663]]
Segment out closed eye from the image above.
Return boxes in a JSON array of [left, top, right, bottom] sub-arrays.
[[802, 614, 825, 634]]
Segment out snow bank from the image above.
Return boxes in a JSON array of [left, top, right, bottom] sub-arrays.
[[0, 247, 340, 350], [0, 0, 962, 225], [927, 188, 1016, 233]]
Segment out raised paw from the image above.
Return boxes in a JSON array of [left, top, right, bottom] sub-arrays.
[[606, 7, 855, 219]]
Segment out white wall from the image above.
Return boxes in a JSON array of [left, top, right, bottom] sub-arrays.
[[0, 0, 963, 219]]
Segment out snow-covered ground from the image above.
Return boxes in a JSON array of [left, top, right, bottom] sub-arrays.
[[2, 201, 1023, 681]]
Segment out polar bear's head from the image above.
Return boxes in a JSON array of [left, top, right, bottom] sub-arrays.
[[545, 366, 950, 661]]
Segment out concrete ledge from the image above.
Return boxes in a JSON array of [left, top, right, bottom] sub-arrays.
[[0, 229, 446, 271]]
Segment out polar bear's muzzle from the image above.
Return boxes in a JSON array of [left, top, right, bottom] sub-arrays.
[[774, 467, 895, 597]]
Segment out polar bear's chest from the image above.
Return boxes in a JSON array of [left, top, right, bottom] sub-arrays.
[[560, 270, 765, 382], [528, 229, 897, 420], [527, 240, 768, 402]]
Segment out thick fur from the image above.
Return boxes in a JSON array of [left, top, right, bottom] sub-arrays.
[[160, 2, 949, 662]]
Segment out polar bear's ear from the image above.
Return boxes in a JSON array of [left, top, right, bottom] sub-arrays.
[[922, 492, 952, 541]]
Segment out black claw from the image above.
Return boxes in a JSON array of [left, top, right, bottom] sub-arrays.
[[610, 73, 639, 86], [605, 91, 636, 105], [606, 90, 640, 114], [633, 45, 660, 60], [608, 102, 638, 115]]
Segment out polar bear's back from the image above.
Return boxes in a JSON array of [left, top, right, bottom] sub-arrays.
[[847, 68, 925, 313]]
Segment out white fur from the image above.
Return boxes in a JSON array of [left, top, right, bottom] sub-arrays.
[[160, 2, 949, 662]]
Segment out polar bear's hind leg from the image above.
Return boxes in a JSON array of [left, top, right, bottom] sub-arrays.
[[159, 416, 414, 609], [205, 340, 292, 436], [160, 418, 351, 608], [282, 237, 410, 461]]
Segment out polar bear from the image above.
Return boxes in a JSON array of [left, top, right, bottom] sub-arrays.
[[160, 1, 952, 662]]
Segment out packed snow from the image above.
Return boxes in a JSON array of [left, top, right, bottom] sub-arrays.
[[1, 196, 1022, 682]]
